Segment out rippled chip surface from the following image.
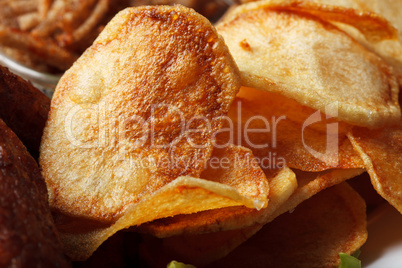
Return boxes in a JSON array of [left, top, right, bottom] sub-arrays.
[[216, 2, 400, 127], [37, 5, 278, 260], [40, 5, 241, 222], [348, 125, 402, 213], [59, 144, 270, 260]]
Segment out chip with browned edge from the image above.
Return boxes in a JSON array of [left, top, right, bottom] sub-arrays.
[[348, 124, 402, 213], [39, 5, 278, 260], [216, 1, 400, 127]]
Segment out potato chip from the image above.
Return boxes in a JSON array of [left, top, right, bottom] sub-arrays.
[[37, 6, 280, 260], [275, 167, 365, 219], [237, 0, 398, 42], [138, 167, 363, 238], [137, 167, 297, 238], [216, 3, 400, 127], [209, 182, 367, 268], [290, 0, 402, 86], [40, 5, 241, 222], [348, 125, 402, 213], [239, 0, 402, 89], [0, 118, 70, 267], [344, 0, 402, 85], [200, 145, 269, 204], [358, 0, 402, 39], [218, 87, 365, 171], [58, 160, 268, 260], [55, 144, 270, 260]]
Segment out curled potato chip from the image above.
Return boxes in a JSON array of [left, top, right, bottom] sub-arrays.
[[40, 5, 241, 223], [358, 0, 402, 40], [275, 168, 365, 218], [234, 0, 402, 86], [137, 167, 296, 238], [237, 0, 398, 42], [59, 149, 269, 261], [200, 145, 269, 205], [302, 0, 402, 83], [216, 4, 400, 127], [55, 144, 270, 260], [332, 23, 402, 85], [218, 87, 364, 171], [209, 182, 367, 268], [139, 167, 363, 239], [348, 125, 402, 213]]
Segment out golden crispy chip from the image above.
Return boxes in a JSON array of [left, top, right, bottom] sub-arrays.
[[200, 145, 269, 205], [241, 0, 402, 88], [209, 182, 367, 268], [348, 124, 402, 213], [358, 0, 402, 39], [289, 0, 402, 86], [0, 118, 70, 267], [36, 6, 285, 260], [219, 87, 365, 171], [55, 144, 270, 260], [40, 5, 241, 223], [139, 167, 363, 239], [275, 168, 365, 219], [238, 0, 402, 86], [137, 167, 296, 238], [240, 0, 364, 8], [345, 0, 402, 85], [237, 0, 398, 42], [0, 65, 50, 157], [59, 166, 267, 260], [216, 4, 400, 127], [332, 22, 402, 86]]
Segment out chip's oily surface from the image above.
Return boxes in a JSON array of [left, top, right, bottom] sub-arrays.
[[37, 5, 282, 260], [216, 1, 400, 128]]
